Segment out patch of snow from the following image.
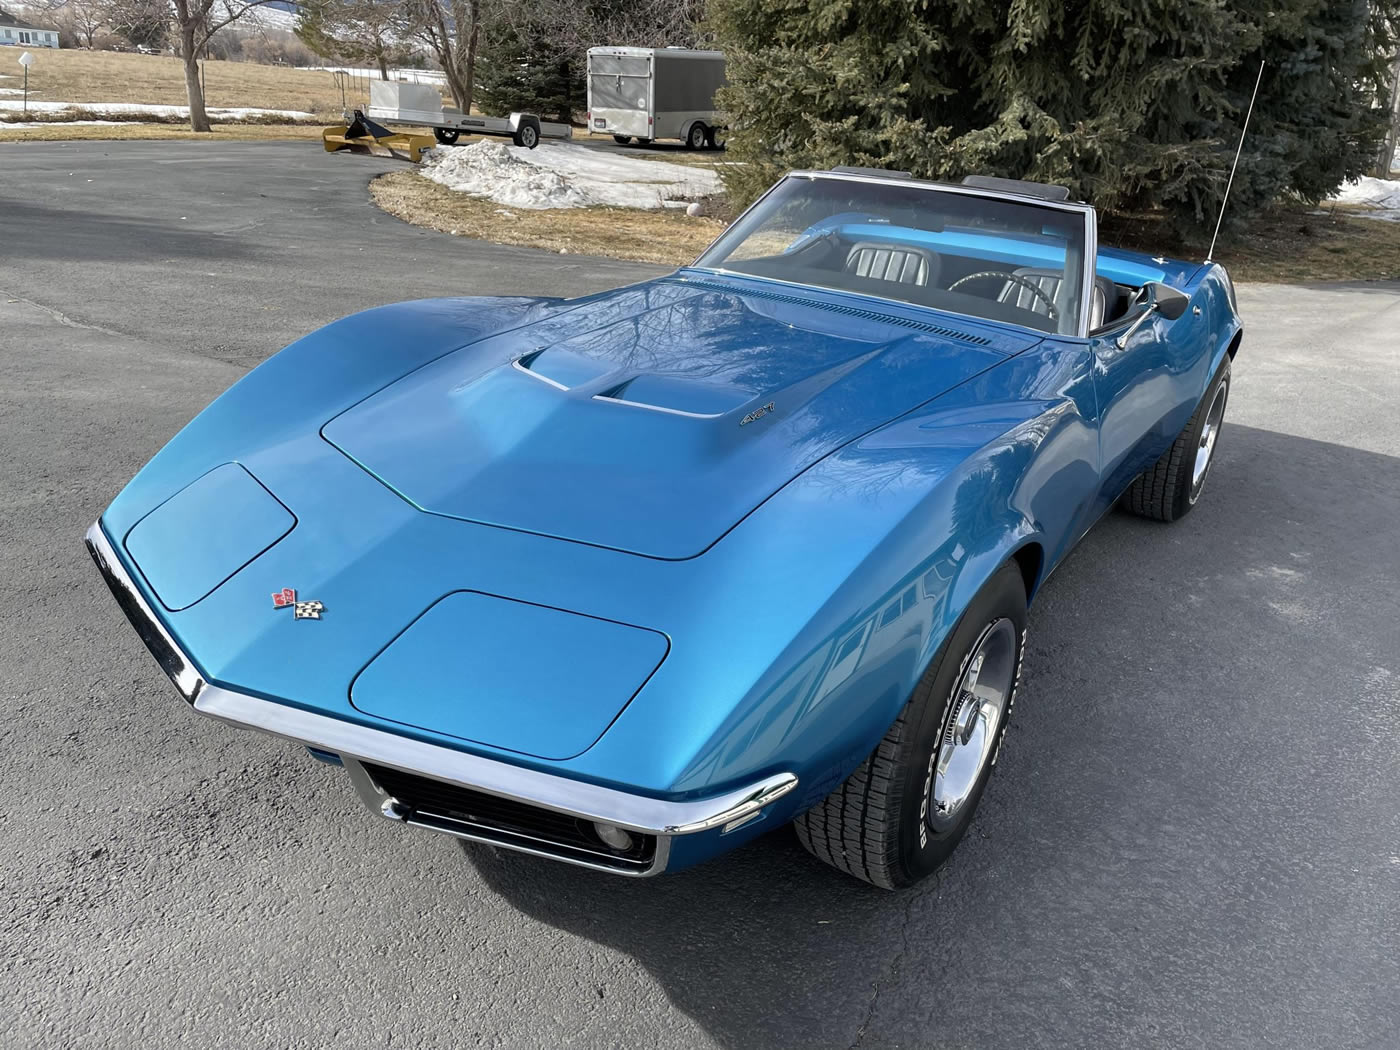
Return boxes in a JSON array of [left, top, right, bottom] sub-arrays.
[[302, 66, 448, 86], [419, 140, 721, 210], [0, 100, 313, 120], [0, 120, 139, 129], [1330, 176, 1400, 222]]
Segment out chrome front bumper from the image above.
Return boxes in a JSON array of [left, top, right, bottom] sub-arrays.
[[85, 520, 797, 876]]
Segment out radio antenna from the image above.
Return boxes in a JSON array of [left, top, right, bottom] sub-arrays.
[[1206, 59, 1265, 263]]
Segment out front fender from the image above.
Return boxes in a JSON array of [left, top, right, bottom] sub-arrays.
[[642, 346, 1098, 803], [101, 296, 560, 538]]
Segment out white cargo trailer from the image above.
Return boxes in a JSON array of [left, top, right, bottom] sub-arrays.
[[366, 81, 571, 149], [587, 47, 726, 150]]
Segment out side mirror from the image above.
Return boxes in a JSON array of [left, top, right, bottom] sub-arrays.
[[1115, 281, 1191, 348], [1147, 281, 1190, 321]]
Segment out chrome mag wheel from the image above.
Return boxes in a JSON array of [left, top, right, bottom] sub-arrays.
[[928, 618, 1018, 833], [1189, 380, 1229, 502]]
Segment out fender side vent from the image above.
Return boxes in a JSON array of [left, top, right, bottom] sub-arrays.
[[671, 279, 993, 346]]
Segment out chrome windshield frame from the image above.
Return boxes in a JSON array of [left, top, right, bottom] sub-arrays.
[[689, 170, 1099, 340]]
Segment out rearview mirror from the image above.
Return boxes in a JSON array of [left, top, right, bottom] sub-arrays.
[[1145, 281, 1189, 321]]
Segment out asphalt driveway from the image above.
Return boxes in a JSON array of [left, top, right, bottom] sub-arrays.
[[1, 140, 1397, 1050]]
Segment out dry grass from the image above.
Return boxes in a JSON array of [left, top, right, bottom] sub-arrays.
[[1101, 204, 1400, 283], [0, 48, 357, 119], [369, 169, 725, 265], [0, 121, 324, 143]]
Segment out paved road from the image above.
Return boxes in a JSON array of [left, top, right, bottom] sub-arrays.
[[2, 140, 1397, 1050]]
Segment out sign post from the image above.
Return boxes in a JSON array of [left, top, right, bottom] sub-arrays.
[[18, 51, 33, 117]]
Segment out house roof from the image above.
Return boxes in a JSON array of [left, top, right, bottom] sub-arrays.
[[0, 7, 57, 31]]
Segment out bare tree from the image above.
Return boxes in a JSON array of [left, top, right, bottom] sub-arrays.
[[296, 0, 407, 81], [168, 0, 283, 131], [399, 0, 482, 112], [103, 0, 171, 51]]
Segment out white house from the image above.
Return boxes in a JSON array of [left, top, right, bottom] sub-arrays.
[[0, 9, 60, 48]]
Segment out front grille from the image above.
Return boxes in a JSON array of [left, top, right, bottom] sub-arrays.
[[362, 763, 656, 872]]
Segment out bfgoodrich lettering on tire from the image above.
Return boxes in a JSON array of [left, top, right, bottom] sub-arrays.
[[795, 560, 1028, 888]]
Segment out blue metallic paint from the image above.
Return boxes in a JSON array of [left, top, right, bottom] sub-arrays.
[[92, 227, 1241, 873]]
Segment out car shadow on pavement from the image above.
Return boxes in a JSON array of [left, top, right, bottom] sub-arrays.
[[461, 828, 911, 1049], [456, 422, 1400, 1050]]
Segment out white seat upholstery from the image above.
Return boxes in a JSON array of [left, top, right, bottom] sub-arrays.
[[998, 267, 1114, 329], [844, 242, 937, 286]]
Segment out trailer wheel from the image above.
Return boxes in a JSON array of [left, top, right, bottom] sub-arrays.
[[513, 119, 541, 149], [705, 126, 726, 151], [433, 127, 460, 145], [687, 122, 708, 150], [636, 137, 653, 146], [612, 134, 632, 145]]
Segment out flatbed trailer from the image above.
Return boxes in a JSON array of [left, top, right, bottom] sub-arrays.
[[366, 81, 571, 149]]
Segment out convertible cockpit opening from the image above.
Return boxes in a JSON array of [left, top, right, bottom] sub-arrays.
[[695, 172, 1099, 336]]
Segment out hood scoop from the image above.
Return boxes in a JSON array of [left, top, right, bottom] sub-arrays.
[[515, 346, 612, 390], [323, 285, 1012, 559], [596, 374, 750, 418]]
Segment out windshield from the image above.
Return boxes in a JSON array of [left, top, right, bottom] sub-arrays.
[[694, 175, 1091, 336]]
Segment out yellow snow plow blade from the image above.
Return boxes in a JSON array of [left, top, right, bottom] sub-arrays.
[[323, 110, 436, 164]]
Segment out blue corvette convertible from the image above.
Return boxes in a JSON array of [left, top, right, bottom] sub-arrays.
[[87, 169, 1241, 887]]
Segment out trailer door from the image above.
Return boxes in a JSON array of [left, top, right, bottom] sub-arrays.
[[589, 53, 652, 139]]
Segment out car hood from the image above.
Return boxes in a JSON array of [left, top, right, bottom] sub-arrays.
[[321, 276, 1030, 559]]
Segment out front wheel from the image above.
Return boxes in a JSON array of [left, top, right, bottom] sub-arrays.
[[1122, 357, 1232, 522], [687, 122, 708, 150], [433, 127, 460, 145], [795, 560, 1028, 888]]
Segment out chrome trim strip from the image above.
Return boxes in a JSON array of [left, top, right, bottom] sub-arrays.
[[591, 395, 725, 420], [511, 357, 570, 391], [85, 519, 798, 858], [84, 521, 204, 703]]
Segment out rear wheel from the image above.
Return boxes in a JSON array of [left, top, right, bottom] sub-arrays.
[[687, 122, 708, 150], [795, 561, 1028, 888], [705, 126, 725, 150], [612, 134, 632, 145], [433, 127, 460, 145], [1123, 357, 1232, 522]]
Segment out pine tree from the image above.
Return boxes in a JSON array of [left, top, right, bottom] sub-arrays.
[[709, 0, 1400, 232]]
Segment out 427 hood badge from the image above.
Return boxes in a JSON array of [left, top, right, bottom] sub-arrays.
[[272, 587, 325, 620]]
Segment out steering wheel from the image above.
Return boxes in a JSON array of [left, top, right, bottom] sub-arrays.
[[947, 271, 1058, 320]]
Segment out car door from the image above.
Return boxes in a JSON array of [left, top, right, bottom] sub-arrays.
[[1088, 288, 1213, 514]]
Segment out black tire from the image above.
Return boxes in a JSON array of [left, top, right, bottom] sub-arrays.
[[512, 120, 540, 149], [613, 134, 632, 145], [795, 561, 1028, 888], [636, 137, 652, 146], [433, 127, 460, 145], [687, 122, 708, 150], [1122, 357, 1232, 522], [704, 126, 725, 151]]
